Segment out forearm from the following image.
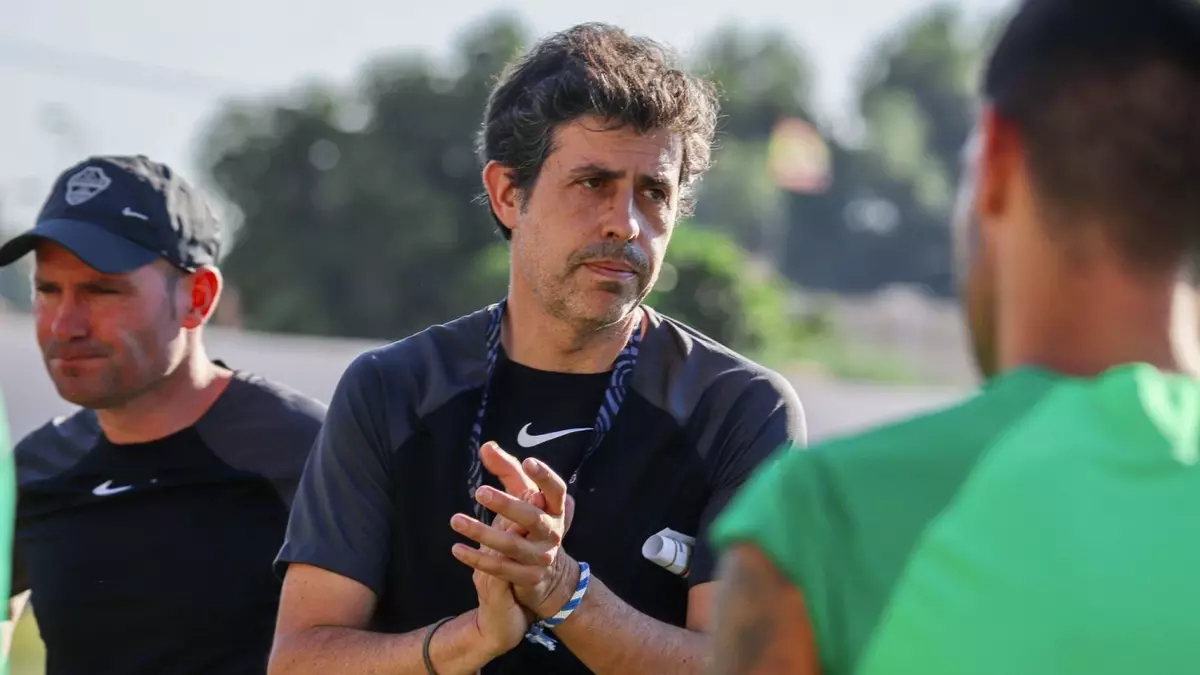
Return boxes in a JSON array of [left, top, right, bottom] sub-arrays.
[[269, 611, 496, 675], [551, 575, 710, 675], [2, 590, 30, 659]]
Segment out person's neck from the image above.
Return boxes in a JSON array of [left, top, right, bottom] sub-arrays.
[[97, 349, 233, 445], [1001, 264, 1200, 378], [500, 296, 642, 374]]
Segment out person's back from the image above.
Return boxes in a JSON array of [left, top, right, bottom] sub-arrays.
[[717, 364, 1200, 674], [858, 364, 1200, 675], [707, 1, 1200, 673]]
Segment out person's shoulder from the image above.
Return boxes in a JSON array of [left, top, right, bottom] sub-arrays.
[[357, 306, 492, 375], [799, 367, 1062, 475], [643, 308, 796, 390], [195, 367, 326, 451], [337, 307, 493, 416], [718, 384, 1027, 550], [14, 408, 101, 487], [1028, 363, 1198, 458], [636, 308, 804, 432], [226, 371, 328, 430]]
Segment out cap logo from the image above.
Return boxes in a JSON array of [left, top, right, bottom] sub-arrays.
[[64, 166, 112, 206]]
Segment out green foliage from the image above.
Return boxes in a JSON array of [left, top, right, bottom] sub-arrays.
[[189, 6, 1001, 379], [647, 225, 821, 360], [780, 3, 987, 297], [196, 15, 836, 356], [692, 26, 815, 140], [200, 17, 527, 341], [856, 4, 978, 217], [692, 138, 785, 257]]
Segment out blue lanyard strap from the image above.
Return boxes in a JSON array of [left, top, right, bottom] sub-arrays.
[[465, 299, 644, 522]]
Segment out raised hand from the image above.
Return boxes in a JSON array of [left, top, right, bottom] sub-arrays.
[[469, 555, 533, 660], [450, 442, 578, 619]]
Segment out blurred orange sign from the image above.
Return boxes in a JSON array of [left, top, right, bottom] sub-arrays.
[[767, 117, 832, 194]]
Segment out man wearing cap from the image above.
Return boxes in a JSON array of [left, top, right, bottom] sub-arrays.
[[0, 155, 327, 675]]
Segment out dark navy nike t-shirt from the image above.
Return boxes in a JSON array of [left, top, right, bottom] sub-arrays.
[[276, 305, 806, 674], [14, 369, 326, 675]]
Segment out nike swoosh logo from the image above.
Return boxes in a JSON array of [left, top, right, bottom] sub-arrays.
[[92, 480, 134, 497], [516, 423, 591, 448], [122, 207, 149, 220]]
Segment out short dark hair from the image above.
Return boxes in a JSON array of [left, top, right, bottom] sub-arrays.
[[984, 0, 1200, 271], [162, 263, 183, 320], [477, 22, 720, 240]]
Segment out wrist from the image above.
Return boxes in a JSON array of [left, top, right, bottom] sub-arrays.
[[464, 609, 507, 663], [534, 554, 582, 620], [424, 611, 499, 675]]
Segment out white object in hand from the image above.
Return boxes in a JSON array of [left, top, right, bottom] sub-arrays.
[[641, 528, 696, 577]]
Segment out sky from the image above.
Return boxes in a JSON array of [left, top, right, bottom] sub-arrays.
[[0, 0, 1008, 228]]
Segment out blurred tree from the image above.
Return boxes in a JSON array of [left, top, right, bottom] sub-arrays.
[[836, 4, 986, 295], [692, 26, 815, 140], [690, 26, 858, 284], [691, 25, 811, 262], [198, 13, 825, 359], [691, 138, 783, 256], [694, 6, 987, 297], [201, 13, 527, 341], [647, 224, 818, 359]]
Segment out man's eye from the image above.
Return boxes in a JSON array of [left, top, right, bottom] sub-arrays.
[[644, 188, 667, 202], [579, 177, 603, 189]]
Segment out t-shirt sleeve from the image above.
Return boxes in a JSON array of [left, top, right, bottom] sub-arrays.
[[274, 352, 395, 596], [688, 373, 806, 587], [707, 445, 827, 593]]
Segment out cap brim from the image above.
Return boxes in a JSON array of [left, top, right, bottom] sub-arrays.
[[0, 219, 160, 274]]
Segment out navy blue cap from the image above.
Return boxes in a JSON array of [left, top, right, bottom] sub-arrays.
[[0, 155, 221, 274]]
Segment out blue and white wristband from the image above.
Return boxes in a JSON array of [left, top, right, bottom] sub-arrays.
[[524, 561, 591, 651]]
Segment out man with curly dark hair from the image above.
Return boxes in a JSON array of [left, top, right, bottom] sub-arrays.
[[270, 22, 805, 675]]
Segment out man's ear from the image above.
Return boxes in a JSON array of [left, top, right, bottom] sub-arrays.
[[482, 161, 520, 235], [976, 104, 1022, 225], [183, 266, 223, 330]]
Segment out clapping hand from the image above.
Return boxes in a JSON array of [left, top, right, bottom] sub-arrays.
[[468, 519, 537, 658], [450, 442, 578, 620]]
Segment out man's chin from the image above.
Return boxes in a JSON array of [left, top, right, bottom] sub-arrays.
[[52, 381, 126, 411], [577, 293, 644, 327]]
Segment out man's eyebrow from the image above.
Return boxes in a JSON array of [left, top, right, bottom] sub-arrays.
[[640, 173, 673, 189], [32, 274, 133, 290], [568, 163, 675, 187], [568, 163, 624, 180]]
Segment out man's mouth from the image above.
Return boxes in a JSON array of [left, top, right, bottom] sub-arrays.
[[47, 350, 108, 366], [582, 259, 637, 280]]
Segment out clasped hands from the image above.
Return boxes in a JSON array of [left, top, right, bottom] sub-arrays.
[[449, 441, 581, 657]]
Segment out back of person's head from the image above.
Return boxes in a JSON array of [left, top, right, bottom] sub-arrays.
[[476, 22, 720, 239], [983, 0, 1200, 274]]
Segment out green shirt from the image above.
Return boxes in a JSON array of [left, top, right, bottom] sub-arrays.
[[711, 364, 1200, 675]]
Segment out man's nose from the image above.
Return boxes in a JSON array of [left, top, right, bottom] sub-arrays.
[[601, 189, 643, 242], [49, 296, 91, 341]]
